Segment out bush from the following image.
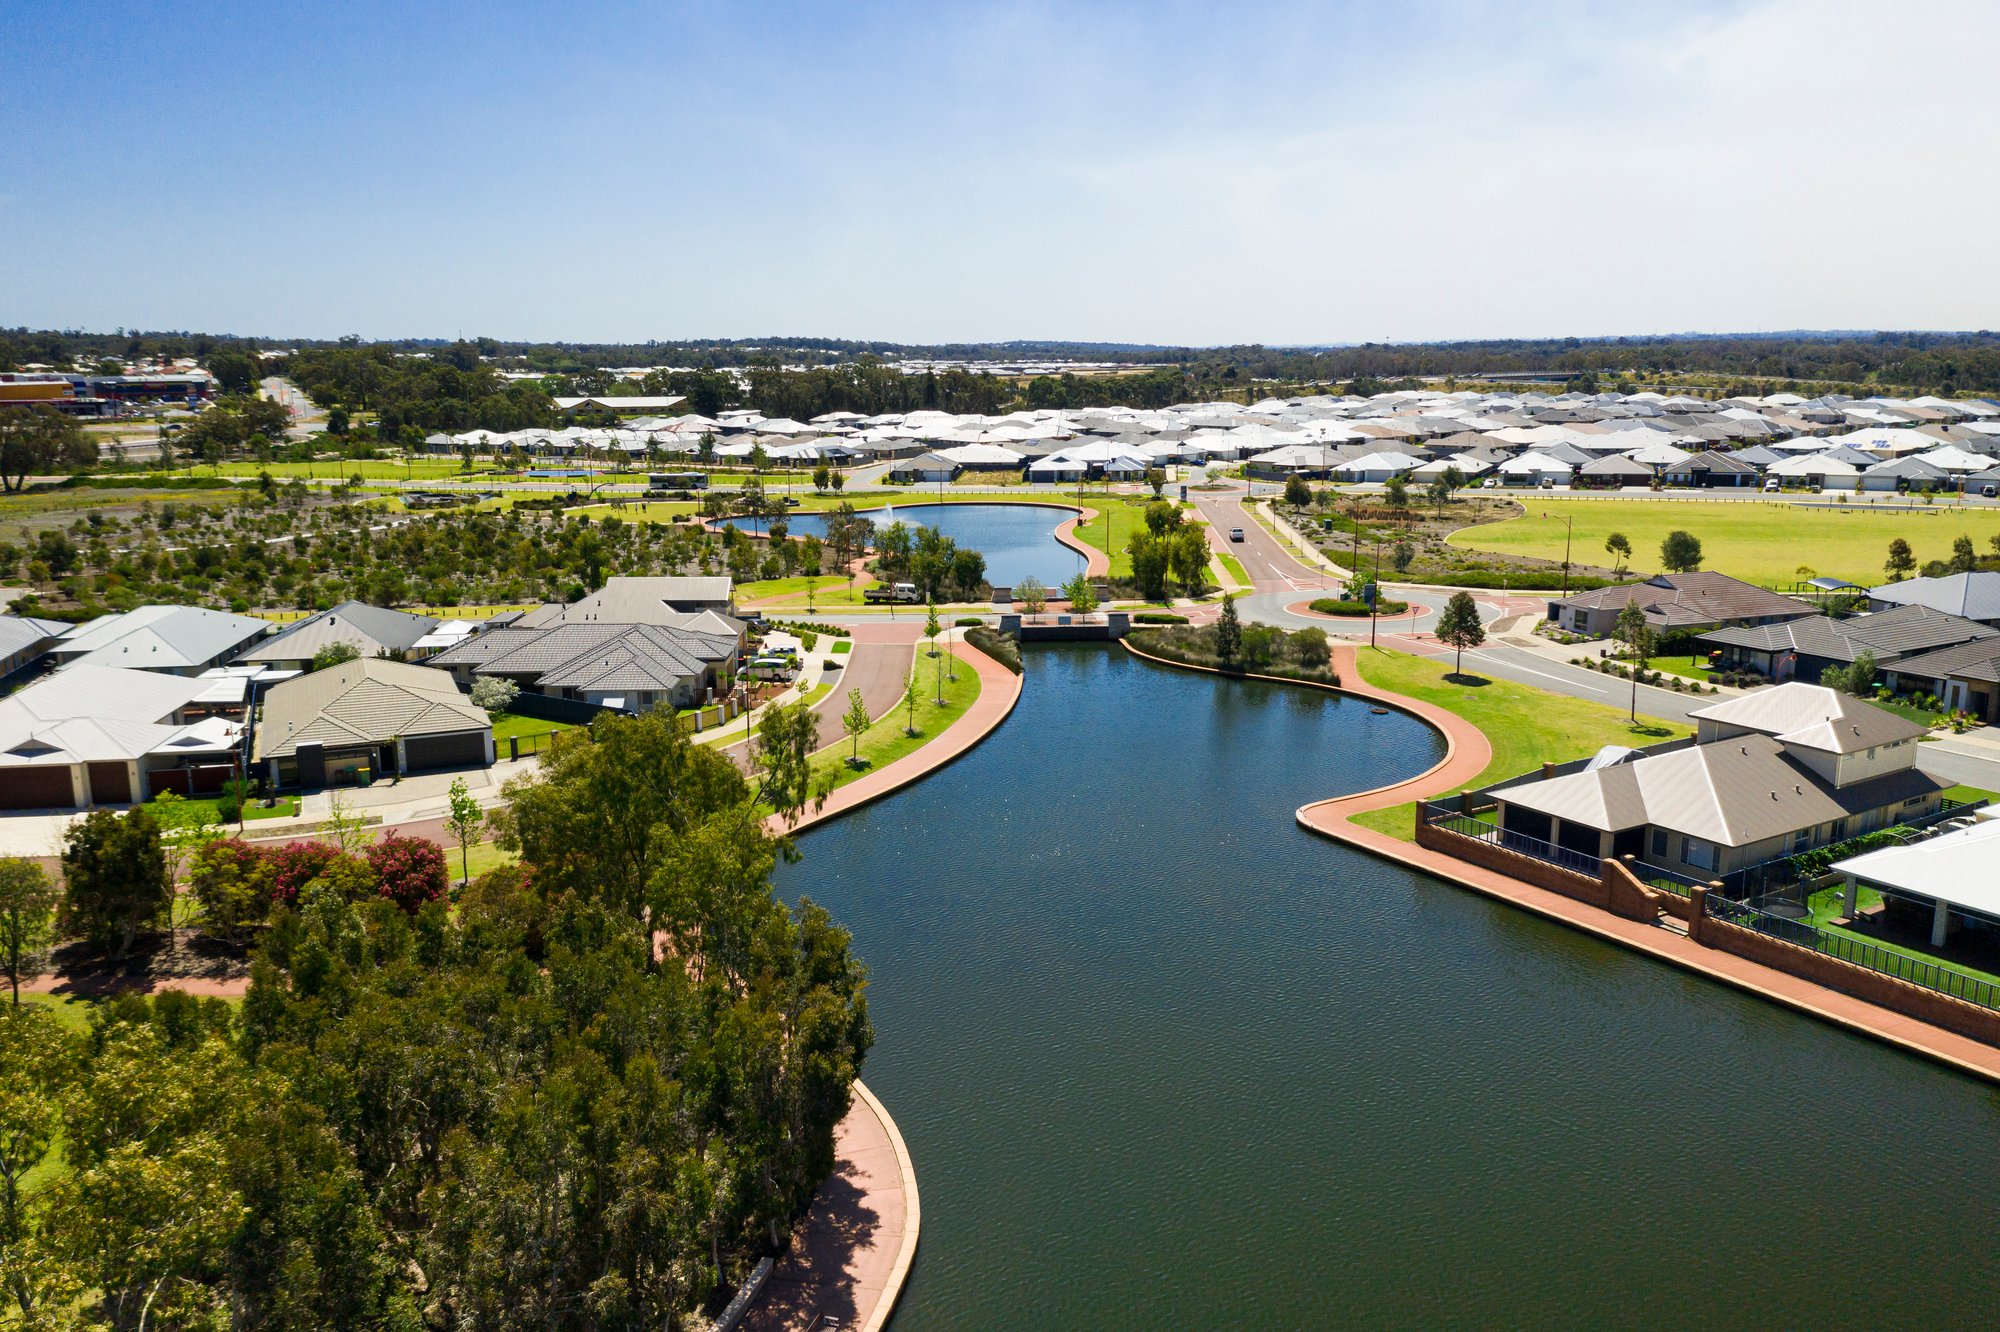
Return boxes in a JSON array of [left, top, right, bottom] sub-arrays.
[[1309, 596, 1409, 616], [1128, 624, 1340, 685], [955, 617, 984, 627], [965, 624, 1020, 674], [470, 676, 519, 713], [365, 832, 449, 914], [1134, 612, 1188, 624], [270, 840, 358, 906], [188, 838, 278, 945]]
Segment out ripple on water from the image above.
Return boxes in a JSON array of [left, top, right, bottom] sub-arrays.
[[779, 644, 2000, 1328]]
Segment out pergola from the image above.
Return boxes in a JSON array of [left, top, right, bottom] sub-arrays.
[[1833, 816, 2000, 947]]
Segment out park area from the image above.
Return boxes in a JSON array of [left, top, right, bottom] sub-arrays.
[[1449, 497, 2000, 586]]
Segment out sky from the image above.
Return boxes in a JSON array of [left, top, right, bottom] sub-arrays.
[[4, 0, 1997, 346]]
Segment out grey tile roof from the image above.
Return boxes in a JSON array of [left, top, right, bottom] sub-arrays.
[[1883, 636, 2000, 686], [1556, 572, 1815, 630], [1698, 604, 1998, 665], [255, 658, 490, 760]]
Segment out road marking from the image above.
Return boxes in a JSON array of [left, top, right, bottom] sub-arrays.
[[1472, 652, 1610, 697]]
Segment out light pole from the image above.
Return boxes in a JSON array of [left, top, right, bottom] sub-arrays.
[[1560, 511, 1575, 598], [1370, 535, 1382, 650]]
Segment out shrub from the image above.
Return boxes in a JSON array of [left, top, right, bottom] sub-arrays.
[[270, 840, 355, 906], [366, 832, 449, 914], [470, 676, 519, 713], [1134, 612, 1188, 624], [955, 617, 984, 627], [188, 838, 278, 944], [965, 625, 1020, 674]]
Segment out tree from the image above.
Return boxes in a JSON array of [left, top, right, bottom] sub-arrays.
[[1168, 526, 1209, 595], [1884, 537, 1917, 581], [1062, 573, 1099, 615], [1822, 649, 1878, 697], [1145, 467, 1166, 498], [811, 463, 831, 494], [1215, 594, 1242, 666], [1127, 529, 1172, 601], [1950, 534, 1978, 573], [1390, 540, 1414, 574], [1383, 475, 1410, 520], [1283, 473, 1312, 508], [1435, 590, 1486, 679], [902, 668, 923, 737], [1294, 626, 1331, 670], [924, 598, 941, 656], [1659, 529, 1703, 573], [0, 860, 57, 1005], [445, 776, 484, 885], [364, 831, 449, 913], [753, 700, 832, 829], [842, 687, 870, 767], [1604, 531, 1632, 575], [186, 837, 277, 946], [0, 406, 94, 493], [1017, 575, 1047, 620], [61, 808, 169, 958], [0, 1004, 77, 1316], [310, 640, 361, 671], [469, 675, 519, 713], [1614, 600, 1654, 721]]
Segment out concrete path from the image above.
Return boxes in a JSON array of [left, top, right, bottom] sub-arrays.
[[1296, 644, 2000, 1084], [741, 1081, 919, 1332]]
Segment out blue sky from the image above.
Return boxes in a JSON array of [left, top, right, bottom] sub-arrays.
[[5, 0, 1996, 345]]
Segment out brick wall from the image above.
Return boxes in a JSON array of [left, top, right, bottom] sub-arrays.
[[1417, 820, 1611, 909], [1690, 890, 2000, 1047]]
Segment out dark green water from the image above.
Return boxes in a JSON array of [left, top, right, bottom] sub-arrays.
[[777, 645, 2000, 1328]]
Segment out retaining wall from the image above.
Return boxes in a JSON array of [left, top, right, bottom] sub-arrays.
[[1689, 889, 2000, 1048], [1417, 821, 1664, 923]]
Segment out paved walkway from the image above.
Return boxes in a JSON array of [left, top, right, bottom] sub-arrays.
[[1051, 505, 1110, 578], [1297, 645, 2000, 1083], [741, 1080, 919, 1332], [768, 631, 1023, 837]]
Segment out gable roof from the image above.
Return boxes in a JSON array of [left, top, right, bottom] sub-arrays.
[[235, 601, 440, 664], [516, 577, 737, 628], [52, 604, 271, 672], [254, 658, 490, 760]]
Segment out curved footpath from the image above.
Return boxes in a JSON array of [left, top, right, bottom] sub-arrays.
[[741, 1079, 920, 1332], [1050, 505, 1110, 578], [1288, 644, 2000, 1084]]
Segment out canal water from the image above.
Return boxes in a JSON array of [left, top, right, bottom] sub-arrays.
[[777, 644, 2000, 1327], [730, 502, 1085, 588]]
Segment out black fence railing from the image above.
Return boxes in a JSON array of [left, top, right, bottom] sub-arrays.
[[1705, 893, 2000, 1011], [1425, 812, 1601, 877]]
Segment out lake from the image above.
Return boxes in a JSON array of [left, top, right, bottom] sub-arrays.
[[730, 502, 1085, 588], [777, 643, 2000, 1327]]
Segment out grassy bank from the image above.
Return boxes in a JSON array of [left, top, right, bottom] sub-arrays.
[[1346, 647, 1692, 841]]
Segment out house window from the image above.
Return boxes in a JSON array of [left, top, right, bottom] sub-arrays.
[[1650, 828, 1667, 858], [1682, 837, 1718, 872], [1792, 828, 1812, 853]]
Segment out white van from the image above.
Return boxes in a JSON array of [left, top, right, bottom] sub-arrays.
[[1762, 478, 1781, 492]]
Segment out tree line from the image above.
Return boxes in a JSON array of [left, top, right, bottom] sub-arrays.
[[0, 708, 871, 1330]]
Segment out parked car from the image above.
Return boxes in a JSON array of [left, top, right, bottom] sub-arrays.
[[1762, 477, 1781, 492], [1229, 528, 1245, 542]]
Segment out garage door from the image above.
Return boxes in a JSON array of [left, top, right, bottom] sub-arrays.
[[403, 730, 490, 772], [88, 762, 131, 805], [0, 766, 75, 810]]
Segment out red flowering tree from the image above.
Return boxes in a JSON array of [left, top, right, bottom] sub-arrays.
[[365, 832, 449, 914], [270, 840, 347, 906]]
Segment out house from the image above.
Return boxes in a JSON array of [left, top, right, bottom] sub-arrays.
[[1764, 451, 1861, 491], [1572, 455, 1655, 489], [1547, 571, 1815, 638], [1881, 638, 2000, 721], [1329, 450, 1424, 484], [1495, 452, 1574, 486], [1859, 456, 1949, 492], [0, 614, 70, 680], [1663, 452, 1759, 488], [1489, 684, 1941, 879], [1697, 604, 1998, 683], [1866, 571, 2000, 624], [254, 658, 494, 791], [0, 665, 246, 809], [551, 395, 687, 416], [233, 601, 441, 672], [50, 605, 273, 676], [516, 576, 738, 623], [887, 452, 963, 484]]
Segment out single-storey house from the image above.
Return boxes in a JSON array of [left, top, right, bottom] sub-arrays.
[[1489, 684, 1941, 879], [1697, 603, 1998, 683], [1765, 453, 1861, 491], [234, 601, 441, 673], [254, 657, 494, 790], [0, 665, 246, 809], [1663, 451, 1760, 488], [1330, 450, 1425, 484], [1859, 456, 1949, 492], [516, 576, 738, 623], [0, 614, 71, 680], [1573, 455, 1655, 489], [888, 452, 963, 484], [50, 605, 273, 676], [1881, 638, 2000, 722], [1547, 571, 1815, 638], [1866, 571, 2000, 625]]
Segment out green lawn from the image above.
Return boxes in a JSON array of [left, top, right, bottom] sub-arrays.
[[1449, 497, 2000, 587], [1216, 551, 1252, 588], [1061, 499, 1148, 580], [151, 792, 299, 824], [489, 712, 577, 742], [736, 573, 879, 608], [1345, 647, 1692, 841], [164, 458, 489, 482], [804, 651, 983, 801], [831, 639, 853, 655]]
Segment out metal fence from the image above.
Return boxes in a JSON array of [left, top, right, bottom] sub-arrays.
[[1425, 812, 1602, 877], [1705, 893, 2000, 1011]]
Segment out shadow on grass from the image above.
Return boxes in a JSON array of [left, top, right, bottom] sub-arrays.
[[1627, 723, 1676, 738], [1441, 672, 1491, 687]]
